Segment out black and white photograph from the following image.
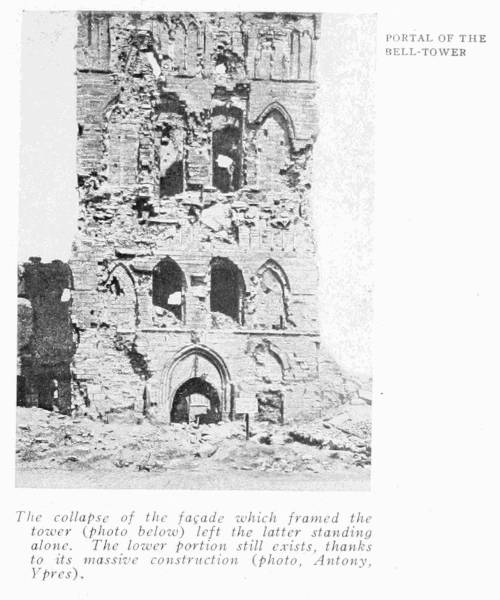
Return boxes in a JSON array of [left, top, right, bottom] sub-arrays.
[[16, 11, 374, 490], [5, 0, 499, 597]]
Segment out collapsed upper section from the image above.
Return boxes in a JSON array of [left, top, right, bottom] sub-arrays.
[[77, 12, 320, 83], [76, 13, 320, 249]]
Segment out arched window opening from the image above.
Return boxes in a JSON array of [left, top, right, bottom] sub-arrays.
[[212, 106, 243, 193], [253, 341, 284, 381], [210, 258, 245, 324], [256, 269, 287, 329], [152, 258, 186, 322], [102, 264, 137, 329], [159, 120, 185, 197], [173, 23, 186, 72], [171, 377, 221, 424], [250, 260, 290, 330], [255, 109, 292, 189]]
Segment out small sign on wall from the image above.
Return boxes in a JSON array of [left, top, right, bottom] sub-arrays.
[[235, 396, 257, 414]]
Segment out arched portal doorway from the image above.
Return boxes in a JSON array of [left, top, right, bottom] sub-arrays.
[[160, 344, 232, 423], [170, 377, 221, 424]]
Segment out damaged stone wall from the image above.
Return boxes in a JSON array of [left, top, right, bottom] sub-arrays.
[[69, 11, 344, 423], [17, 259, 75, 414]]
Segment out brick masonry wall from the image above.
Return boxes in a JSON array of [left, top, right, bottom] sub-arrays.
[[67, 11, 343, 422]]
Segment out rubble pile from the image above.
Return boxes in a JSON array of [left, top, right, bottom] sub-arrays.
[[210, 311, 241, 329], [16, 404, 371, 474]]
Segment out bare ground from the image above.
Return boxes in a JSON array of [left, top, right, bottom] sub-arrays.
[[15, 404, 371, 491]]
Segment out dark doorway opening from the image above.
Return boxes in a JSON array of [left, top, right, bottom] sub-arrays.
[[170, 377, 221, 424], [210, 258, 244, 324], [212, 105, 243, 193], [212, 126, 241, 192], [160, 160, 183, 197], [152, 258, 185, 321], [158, 118, 185, 197]]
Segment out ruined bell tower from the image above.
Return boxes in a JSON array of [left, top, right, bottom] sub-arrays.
[[71, 12, 327, 423]]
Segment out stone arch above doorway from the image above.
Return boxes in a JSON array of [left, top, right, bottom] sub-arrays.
[[160, 344, 231, 422]]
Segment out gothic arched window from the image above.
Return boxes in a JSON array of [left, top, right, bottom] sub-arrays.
[[152, 257, 186, 322], [210, 257, 245, 324]]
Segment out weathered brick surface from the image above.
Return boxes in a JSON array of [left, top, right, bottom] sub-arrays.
[[64, 12, 340, 422]]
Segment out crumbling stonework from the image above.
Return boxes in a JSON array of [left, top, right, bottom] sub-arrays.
[[17, 259, 75, 413], [69, 11, 338, 423]]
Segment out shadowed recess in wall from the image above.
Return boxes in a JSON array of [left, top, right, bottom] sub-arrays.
[[152, 257, 186, 322], [171, 377, 221, 424], [210, 257, 245, 324]]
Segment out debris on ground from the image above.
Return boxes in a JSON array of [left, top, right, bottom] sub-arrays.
[[16, 404, 371, 475]]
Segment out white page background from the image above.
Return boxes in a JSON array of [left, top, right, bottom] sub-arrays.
[[2, 1, 499, 598]]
